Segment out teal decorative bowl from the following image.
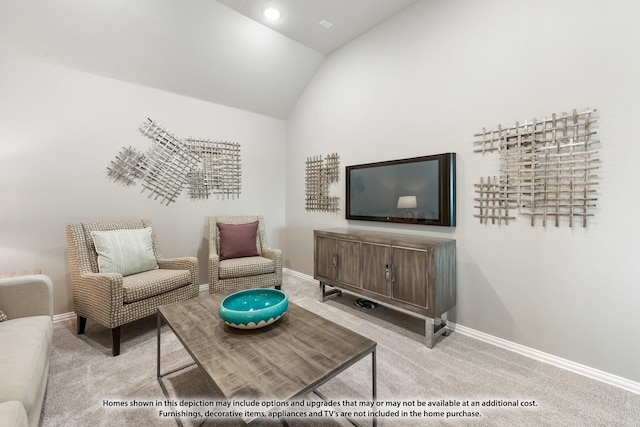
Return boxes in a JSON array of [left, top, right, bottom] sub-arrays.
[[218, 289, 288, 329]]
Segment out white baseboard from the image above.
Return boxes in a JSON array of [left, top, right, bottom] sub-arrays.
[[449, 323, 640, 395], [53, 311, 76, 323], [284, 268, 314, 282], [284, 268, 640, 395]]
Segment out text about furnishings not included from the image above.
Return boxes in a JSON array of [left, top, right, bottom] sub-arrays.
[[103, 397, 538, 420]]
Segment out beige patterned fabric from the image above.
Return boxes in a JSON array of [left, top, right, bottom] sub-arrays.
[[65, 219, 199, 330], [122, 269, 192, 304], [208, 215, 282, 293]]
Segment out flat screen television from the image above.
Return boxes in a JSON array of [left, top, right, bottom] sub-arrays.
[[346, 152, 456, 227]]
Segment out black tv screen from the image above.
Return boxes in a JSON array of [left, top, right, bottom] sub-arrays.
[[346, 153, 455, 227]]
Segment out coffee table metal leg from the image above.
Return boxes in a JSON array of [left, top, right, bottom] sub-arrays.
[[157, 312, 161, 378], [156, 312, 199, 427], [372, 348, 377, 427], [157, 312, 198, 379], [310, 347, 377, 427]]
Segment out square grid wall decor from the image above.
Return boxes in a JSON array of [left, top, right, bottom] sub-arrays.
[[473, 108, 600, 227], [107, 119, 241, 205], [305, 153, 340, 212]]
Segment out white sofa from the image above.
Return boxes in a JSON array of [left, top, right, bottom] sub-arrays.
[[0, 275, 53, 427]]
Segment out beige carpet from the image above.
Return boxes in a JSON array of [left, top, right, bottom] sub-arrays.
[[41, 273, 640, 426]]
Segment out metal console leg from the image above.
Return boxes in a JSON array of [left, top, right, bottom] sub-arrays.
[[319, 282, 342, 302], [425, 316, 449, 349]]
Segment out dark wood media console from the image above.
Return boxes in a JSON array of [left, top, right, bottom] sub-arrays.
[[314, 228, 456, 348]]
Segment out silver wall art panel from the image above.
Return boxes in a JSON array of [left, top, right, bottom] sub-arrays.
[[106, 119, 241, 205], [184, 138, 241, 201], [305, 153, 340, 212], [473, 108, 599, 227]]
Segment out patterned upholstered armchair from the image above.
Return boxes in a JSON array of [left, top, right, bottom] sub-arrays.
[[65, 219, 199, 356], [208, 215, 282, 293]]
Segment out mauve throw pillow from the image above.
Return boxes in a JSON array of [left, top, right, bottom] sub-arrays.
[[217, 221, 260, 260]]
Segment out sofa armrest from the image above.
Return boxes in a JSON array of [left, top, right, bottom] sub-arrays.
[[208, 254, 220, 291], [262, 249, 283, 284], [157, 257, 199, 289], [261, 248, 281, 262], [0, 274, 53, 320], [0, 401, 28, 427], [72, 272, 124, 327], [157, 256, 198, 272]]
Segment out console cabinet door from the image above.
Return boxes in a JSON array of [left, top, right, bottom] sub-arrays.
[[362, 243, 391, 296], [392, 247, 428, 308], [336, 239, 361, 287], [315, 236, 361, 287], [315, 236, 337, 280]]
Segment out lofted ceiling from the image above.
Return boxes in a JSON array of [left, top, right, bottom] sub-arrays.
[[216, 0, 418, 55], [0, 0, 418, 118]]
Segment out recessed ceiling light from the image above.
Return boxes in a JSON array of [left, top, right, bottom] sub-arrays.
[[319, 19, 333, 29], [263, 7, 282, 21]]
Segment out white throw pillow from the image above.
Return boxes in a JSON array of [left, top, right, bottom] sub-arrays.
[[91, 228, 159, 276]]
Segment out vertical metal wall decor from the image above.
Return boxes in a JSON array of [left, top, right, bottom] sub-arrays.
[[106, 119, 241, 205], [184, 138, 241, 201], [305, 153, 340, 212], [473, 108, 600, 227]]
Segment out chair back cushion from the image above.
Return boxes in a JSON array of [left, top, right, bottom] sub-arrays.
[[91, 227, 159, 276], [210, 216, 268, 258], [67, 219, 158, 275], [216, 221, 260, 260]]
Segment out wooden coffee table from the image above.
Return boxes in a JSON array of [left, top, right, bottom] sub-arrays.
[[157, 292, 377, 425]]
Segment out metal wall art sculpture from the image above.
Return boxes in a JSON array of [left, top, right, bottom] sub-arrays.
[[473, 108, 599, 227], [305, 153, 340, 212], [106, 119, 241, 205]]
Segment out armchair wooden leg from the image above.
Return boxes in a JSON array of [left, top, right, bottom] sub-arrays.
[[111, 327, 121, 356], [77, 316, 87, 335]]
